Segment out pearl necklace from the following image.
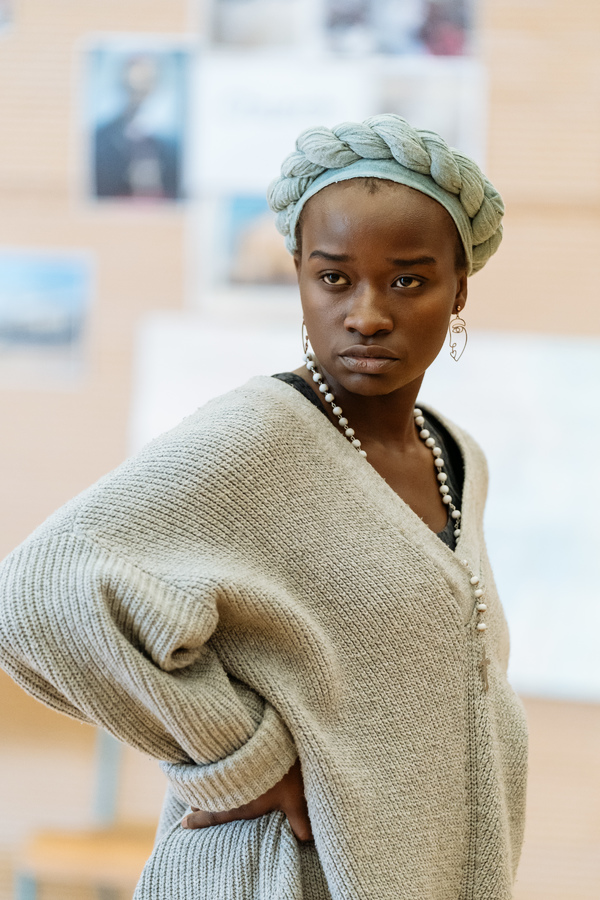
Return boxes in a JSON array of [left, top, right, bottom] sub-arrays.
[[304, 350, 490, 689]]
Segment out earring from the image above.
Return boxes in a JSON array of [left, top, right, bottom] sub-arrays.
[[301, 320, 310, 357], [449, 307, 468, 362]]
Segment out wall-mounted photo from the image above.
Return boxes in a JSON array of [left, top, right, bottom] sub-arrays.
[[217, 196, 296, 286], [85, 39, 191, 203], [210, 0, 307, 47], [0, 0, 14, 33], [0, 252, 92, 386], [325, 0, 473, 56]]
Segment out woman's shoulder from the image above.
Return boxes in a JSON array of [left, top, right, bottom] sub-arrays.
[[146, 375, 311, 460], [108, 374, 297, 470], [21, 377, 307, 548]]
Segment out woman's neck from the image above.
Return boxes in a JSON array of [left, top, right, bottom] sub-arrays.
[[292, 365, 424, 451]]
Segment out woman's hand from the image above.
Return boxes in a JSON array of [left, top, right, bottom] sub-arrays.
[[181, 758, 313, 841]]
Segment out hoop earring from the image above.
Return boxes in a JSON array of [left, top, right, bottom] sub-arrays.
[[449, 307, 468, 362]]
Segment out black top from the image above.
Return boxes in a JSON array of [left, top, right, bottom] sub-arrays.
[[272, 372, 464, 550]]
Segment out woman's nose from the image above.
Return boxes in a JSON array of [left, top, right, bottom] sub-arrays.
[[344, 285, 393, 336]]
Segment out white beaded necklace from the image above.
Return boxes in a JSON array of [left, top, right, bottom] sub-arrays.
[[304, 349, 491, 690]]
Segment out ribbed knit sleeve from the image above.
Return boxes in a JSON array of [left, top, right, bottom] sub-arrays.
[[0, 526, 297, 811]]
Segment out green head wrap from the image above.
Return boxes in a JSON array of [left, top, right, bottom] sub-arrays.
[[267, 114, 504, 276]]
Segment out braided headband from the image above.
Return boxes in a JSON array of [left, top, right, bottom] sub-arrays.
[[267, 115, 504, 275]]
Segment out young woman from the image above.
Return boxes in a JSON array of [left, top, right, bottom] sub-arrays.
[[0, 115, 527, 900]]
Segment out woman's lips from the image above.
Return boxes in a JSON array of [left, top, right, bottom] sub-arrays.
[[339, 355, 399, 374]]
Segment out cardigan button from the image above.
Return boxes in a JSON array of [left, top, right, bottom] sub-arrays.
[[476, 622, 487, 631]]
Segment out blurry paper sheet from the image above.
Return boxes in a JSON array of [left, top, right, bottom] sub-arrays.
[[131, 316, 600, 703], [195, 55, 373, 193], [325, 0, 473, 56], [425, 332, 600, 701], [0, 252, 91, 387], [85, 38, 191, 203]]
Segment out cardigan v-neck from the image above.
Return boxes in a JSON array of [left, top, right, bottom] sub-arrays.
[[272, 372, 464, 549], [267, 375, 486, 628]]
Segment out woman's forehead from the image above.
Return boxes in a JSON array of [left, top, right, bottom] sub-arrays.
[[301, 179, 458, 246]]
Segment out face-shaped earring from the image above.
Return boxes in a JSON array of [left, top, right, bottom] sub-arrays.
[[301, 320, 310, 357], [449, 306, 468, 361]]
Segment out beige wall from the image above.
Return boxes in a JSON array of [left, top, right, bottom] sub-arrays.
[[0, 1, 189, 558], [471, 0, 600, 333]]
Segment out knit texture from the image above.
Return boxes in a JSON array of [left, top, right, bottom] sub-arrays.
[[0, 376, 527, 899], [151, 789, 332, 899], [267, 114, 504, 275]]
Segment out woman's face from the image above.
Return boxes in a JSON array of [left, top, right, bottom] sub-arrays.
[[295, 179, 468, 398]]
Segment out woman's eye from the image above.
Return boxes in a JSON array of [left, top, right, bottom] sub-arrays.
[[394, 275, 422, 288], [322, 273, 349, 285]]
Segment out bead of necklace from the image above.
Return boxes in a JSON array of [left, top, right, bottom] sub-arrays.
[[304, 350, 490, 679], [304, 350, 368, 458]]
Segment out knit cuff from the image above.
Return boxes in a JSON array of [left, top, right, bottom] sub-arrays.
[[159, 703, 298, 812]]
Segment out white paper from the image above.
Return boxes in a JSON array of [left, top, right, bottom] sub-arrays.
[[193, 54, 374, 193]]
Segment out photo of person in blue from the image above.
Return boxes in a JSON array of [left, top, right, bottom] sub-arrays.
[[91, 48, 188, 202]]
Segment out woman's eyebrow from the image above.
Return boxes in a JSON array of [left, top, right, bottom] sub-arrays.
[[307, 251, 437, 266], [387, 256, 437, 266], [308, 250, 352, 262]]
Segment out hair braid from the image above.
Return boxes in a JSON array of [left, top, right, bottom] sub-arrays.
[[267, 114, 504, 274]]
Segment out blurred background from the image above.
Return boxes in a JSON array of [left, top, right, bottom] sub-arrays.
[[0, 0, 599, 898]]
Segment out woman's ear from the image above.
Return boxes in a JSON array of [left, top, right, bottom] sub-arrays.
[[453, 273, 468, 314], [293, 254, 301, 275]]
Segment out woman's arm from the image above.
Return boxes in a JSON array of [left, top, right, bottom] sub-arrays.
[[0, 525, 297, 813]]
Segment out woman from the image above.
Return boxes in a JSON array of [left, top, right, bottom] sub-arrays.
[[0, 115, 527, 900]]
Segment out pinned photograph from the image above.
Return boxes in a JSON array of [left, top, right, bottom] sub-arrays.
[[324, 0, 473, 56], [0, 252, 92, 386], [0, 0, 14, 32], [210, 0, 306, 46], [85, 40, 191, 202], [219, 196, 296, 286]]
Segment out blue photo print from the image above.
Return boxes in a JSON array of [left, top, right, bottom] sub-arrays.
[[86, 39, 191, 202], [221, 196, 296, 286], [0, 0, 13, 33], [0, 252, 92, 384]]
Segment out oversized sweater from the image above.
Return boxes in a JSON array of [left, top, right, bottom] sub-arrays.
[[0, 375, 528, 900]]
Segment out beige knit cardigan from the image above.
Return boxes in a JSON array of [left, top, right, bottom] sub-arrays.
[[0, 376, 528, 900]]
